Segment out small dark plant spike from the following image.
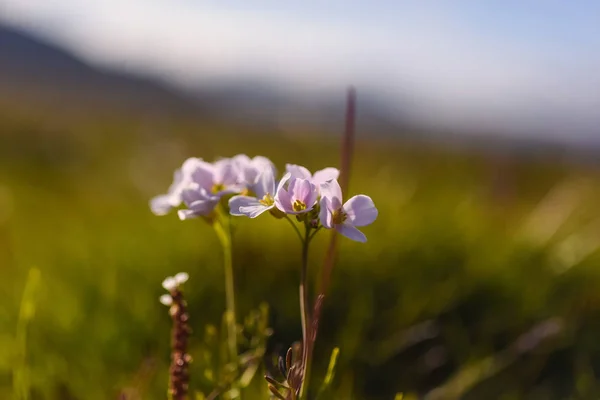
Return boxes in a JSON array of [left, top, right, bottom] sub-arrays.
[[161, 276, 192, 400], [169, 288, 192, 400]]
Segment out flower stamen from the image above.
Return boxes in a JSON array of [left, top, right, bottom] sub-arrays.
[[332, 209, 347, 225], [292, 199, 307, 212], [259, 193, 274, 206], [212, 183, 225, 193]]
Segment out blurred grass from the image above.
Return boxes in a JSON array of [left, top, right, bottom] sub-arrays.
[[2, 111, 600, 399]]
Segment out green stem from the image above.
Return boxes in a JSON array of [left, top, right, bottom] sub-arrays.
[[299, 222, 312, 399], [213, 214, 238, 368]]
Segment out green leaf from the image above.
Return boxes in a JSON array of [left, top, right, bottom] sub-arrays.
[[316, 347, 340, 399]]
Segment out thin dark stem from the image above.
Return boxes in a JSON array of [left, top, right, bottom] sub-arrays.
[[304, 87, 356, 398], [319, 87, 356, 296], [299, 222, 312, 399]]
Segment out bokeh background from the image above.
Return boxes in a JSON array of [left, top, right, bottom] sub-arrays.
[[2, 1, 600, 399]]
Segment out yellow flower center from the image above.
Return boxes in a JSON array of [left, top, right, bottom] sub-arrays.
[[292, 199, 306, 212], [259, 193, 274, 206], [212, 183, 225, 193], [332, 209, 347, 225]]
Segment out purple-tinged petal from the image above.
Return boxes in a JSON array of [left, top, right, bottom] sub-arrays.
[[253, 156, 277, 176], [343, 195, 378, 226], [292, 179, 312, 203], [178, 209, 199, 220], [276, 172, 292, 193], [252, 167, 275, 199], [181, 184, 204, 205], [319, 197, 334, 228], [312, 168, 340, 185], [319, 179, 343, 209], [189, 199, 219, 215], [286, 164, 311, 180], [304, 182, 319, 209], [336, 223, 367, 242], [150, 194, 175, 216], [213, 158, 239, 186], [190, 161, 215, 191], [229, 195, 259, 216], [181, 157, 204, 175], [240, 203, 272, 218], [232, 154, 252, 166], [275, 187, 293, 213]]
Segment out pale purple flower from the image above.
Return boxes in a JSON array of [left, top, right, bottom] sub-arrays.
[[150, 157, 203, 216], [177, 183, 220, 220], [229, 168, 288, 218], [275, 173, 319, 215], [233, 154, 277, 186], [229, 168, 274, 218], [286, 164, 339, 186], [170, 157, 248, 220], [188, 157, 244, 198], [319, 179, 378, 243]]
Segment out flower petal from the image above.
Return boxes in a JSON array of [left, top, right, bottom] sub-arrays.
[[150, 194, 175, 216], [292, 179, 312, 203], [214, 158, 239, 186], [286, 164, 311, 180], [336, 223, 367, 242], [253, 156, 277, 176], [312, 168, 340, 185], [159, 294, 173, 306], [190, 160, 215, 191], [319, 179, 343, 209], [253, 167, 275, 199], [276, 172, 291, 193], [343, 195, 378, 226], [240, 203, 272, 218], [178, 209, 199, 220], [189, 199, 218, 215], [162, 277, 177, 290], [174, 272, 189, 284], [275, 187, 293, 213], [229, 195, 260, 216], [319, 196, 333, 228], [304, 181, 319, 209]]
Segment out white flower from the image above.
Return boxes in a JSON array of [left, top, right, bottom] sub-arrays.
[[159, 294, 173, 306], [161, 272, 189, 291], [162, 277, 177, 291], [174, 272, 189, 285]]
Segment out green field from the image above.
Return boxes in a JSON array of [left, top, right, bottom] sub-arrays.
[[2, 109, 600, 400]]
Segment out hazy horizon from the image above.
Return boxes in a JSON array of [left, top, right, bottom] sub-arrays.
[[1, 0, 599, 140]]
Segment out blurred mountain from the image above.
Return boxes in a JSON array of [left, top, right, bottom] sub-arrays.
[[1, 23, 598, 162], [0, 24, 408, 132], [0, 24, 203, 117]]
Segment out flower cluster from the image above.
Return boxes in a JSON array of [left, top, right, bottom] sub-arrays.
[[151, 155, 378, 242]]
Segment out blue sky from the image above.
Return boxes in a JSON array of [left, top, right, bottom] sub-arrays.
[[1, 0, 599, 139]]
